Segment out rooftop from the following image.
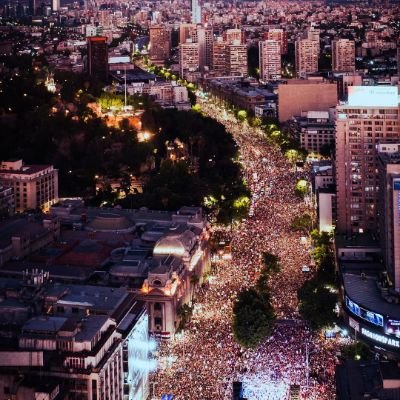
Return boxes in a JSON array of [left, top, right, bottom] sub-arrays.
[[343, 273, 400, 320]]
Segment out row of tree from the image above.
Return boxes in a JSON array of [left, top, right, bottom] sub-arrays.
[[232, 252, 279, 348], [297, 230, 338, 331]]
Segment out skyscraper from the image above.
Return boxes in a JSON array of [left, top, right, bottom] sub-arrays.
[[87, 36, 108, 80], [196, 25, 213, 71], [212, 37, 228, 75], [28, 0, 36, 15], [259, 40, 281, 82], [335, 86, 400, 234], [295, 39, 319, 77], [149, 25, 171, 66], [378, 144, 400, 291], [51, 0, 60, 12], [332, 39, 355, 72], [191, 0, 201, 24], [264, 28, 288, 55], [226, 41, 248, 77], [179, 23, 196, 45], [223, 28, 244, 45], [179, 41, 200, 80]]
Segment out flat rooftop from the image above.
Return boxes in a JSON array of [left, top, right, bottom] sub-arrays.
[[343, 273, 400, 319], [336, 233, 380, 249], [0, 217, 47, 248]]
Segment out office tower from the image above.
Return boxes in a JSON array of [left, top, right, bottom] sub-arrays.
[[196, 25, 213, 71], [332, 39, 355, 72], [0, 160, 58, 212], [295, 39, 319, 77], [259, 40, 281, 82], [226, 41, 248, 77], [179, 41, 200, 80], [87, 36, 108, 79], [378, 144, 400, 291], [223, 28, 244, 44], [191, 0, 201, 24], [179, 23, 196, 44], [212, 37, 228, 75], [307, 25, 320, 49], [264, 28, 288, 55], [335, 86, 400, 234], [51, 0, 59, 12], [28, 0, 36, 15], [149, 25, 171, 66]]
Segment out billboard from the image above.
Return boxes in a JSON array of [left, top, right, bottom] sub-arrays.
[[345, 296, 384, 327], [348, 86, 398, 107]]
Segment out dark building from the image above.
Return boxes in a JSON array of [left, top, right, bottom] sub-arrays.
[[87, 36, 109, 80]]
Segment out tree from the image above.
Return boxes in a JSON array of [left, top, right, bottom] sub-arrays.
[[232, 288, 275, 348], [295, 179, 309, 198], [297, 279, 337, 331], [340, 341, 372, 361], [176, 303, 193, 331], [190, 273, 200, 304], [261, 252, 281, 274], [237, 110, 247, 122], [291, 213, 313, 233]]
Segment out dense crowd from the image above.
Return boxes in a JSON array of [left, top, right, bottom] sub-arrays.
[[150, 101, 338, 399]]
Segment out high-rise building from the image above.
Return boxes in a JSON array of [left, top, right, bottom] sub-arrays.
[[179, 40, 200, 80], [0, 159, 58, 212], [51, 0, 59, 12], [307, 25, 321, 49], [337, 73, 363, 101], [226, 41, 248, 77], [179, 23, 196, 44], [223, 28, 245, 45], [295, 39, 319, 77], [191, 0, 201, 24], [378, 144, 400, 291], [28, 0, 36, 15], [196, 25, 213, 71], [332, 39, 356, 72], [259, 39, 281, 82], [87, 36, 108, 79], [264, 28, 288, 55], [212, 38, 228, 75], [335, 86, 400, 234], [149, 25, 171, 66]]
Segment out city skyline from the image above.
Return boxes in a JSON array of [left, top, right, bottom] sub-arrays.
[[0, 0, 399, 399]]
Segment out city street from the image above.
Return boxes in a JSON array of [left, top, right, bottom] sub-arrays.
[[151, 99, 338, 400]]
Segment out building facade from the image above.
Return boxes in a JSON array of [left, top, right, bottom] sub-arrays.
[[295, 39, 319, 77], [87, 36, 108, 79], [259, 40, 281, 82], [335, 86, 400, 234], [378, 146, 400, 291], [179, 41, 200, 80], [149, 26, 171, 66], [332, 39, 356, 73], [264, 28, 288, 55], [0, 159, 58, 212]]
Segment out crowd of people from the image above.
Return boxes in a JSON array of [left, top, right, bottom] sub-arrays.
[[150, 100, 339, 399]]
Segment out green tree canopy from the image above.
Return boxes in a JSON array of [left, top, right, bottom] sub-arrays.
[[291, 213, 313, 233], [297, 279, 337, 331], [233, 288, 275, 348]]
